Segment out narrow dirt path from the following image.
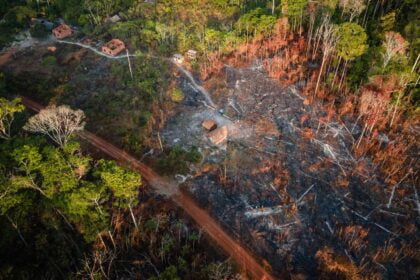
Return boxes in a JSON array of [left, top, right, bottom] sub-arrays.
[[20, 96, 275, 280]]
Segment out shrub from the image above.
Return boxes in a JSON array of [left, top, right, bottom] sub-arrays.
[[42, 56, 57, 66], [170, 88, 185, 102], [157, 146, 202, 175]]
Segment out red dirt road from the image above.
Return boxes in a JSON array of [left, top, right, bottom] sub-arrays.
[[20, 97, 276, 280]]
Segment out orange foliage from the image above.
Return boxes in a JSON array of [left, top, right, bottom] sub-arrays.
[[200, 17, 307, 84], [335, 176, 350, 187], [251, 160, 273, 176], [372, 134, 415, 185], [272, 162, 290, 189], [358, 75, 406, 128], [301, 127, 315, 139], [200, 53, 225, 80], [339, 99, 355, 115], [337, 225, 369, 254], [316, 247, 361, 279], [308, 161, 325, 173], [374, 242, 419, 264], [300, 114, 309, 125]]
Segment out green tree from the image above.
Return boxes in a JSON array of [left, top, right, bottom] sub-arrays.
[[4, 6, 36, 26], [205, 28, 225, 53], [336, 22, 368, 61], [280, 0, 308, 30], [54, 0, 87, 24], [94, 159, 141, 208], [380, 12, 396, 32], [0, 136, 89, 278], [339, 0, 365, 22], [10, 142, 80, 198], [4, 138, 140, 241], [149, 265, 181, 280], [320, 0, 338, 12], [235, 8, 276, 38], [0, 97, 25, 139], [281, 0, 308, 17]]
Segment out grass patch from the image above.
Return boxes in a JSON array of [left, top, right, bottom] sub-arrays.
[[170, 87, 185, 102], [157, 146, 202, 175], [42, 56, 57, 66]]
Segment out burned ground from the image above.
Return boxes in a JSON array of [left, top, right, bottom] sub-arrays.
[[163, 62, 419, 278]]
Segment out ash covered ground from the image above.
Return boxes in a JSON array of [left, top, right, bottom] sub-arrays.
[[162, 62, 417, 278]]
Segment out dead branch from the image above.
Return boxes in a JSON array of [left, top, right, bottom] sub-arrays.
[[296, 184, 315, 204], [267, 220, 298, 231], [345, 207, 398, 237], [325, 221, 334, 234], [244, 205, 289, 219], [412, 181, 420, 216], [386, 170, 412, 209], [378, 209, 406, 217]]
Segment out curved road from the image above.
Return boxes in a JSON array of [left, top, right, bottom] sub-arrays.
[[20, 97, 275, 280]]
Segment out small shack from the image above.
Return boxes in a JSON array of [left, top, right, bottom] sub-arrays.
[[102, 39, 126, 56], [47, 46, 57, 52], [208, 126, 228, 145], [186, 49, 197, 60], [202, 120, 217, 131], [52, 24, 72, 39]]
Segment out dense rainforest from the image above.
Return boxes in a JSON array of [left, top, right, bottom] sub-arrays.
[[0, 0, 419, 279]]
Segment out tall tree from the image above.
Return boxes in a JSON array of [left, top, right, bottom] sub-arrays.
[[335, 22, 368, 89], [336, 22, 368, 61], [94, 159, 141, 228], [280, 0, 308, 31], [23, 105, 85, 147], [314, 18, 338, 96], [382, 31, 408, 67], [93, 160, 141, 208], [339, 0, 366, 22], [320, 0, 339, 12]]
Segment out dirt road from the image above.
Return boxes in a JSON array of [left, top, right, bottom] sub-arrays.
[[20, 97, 275, 280]]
